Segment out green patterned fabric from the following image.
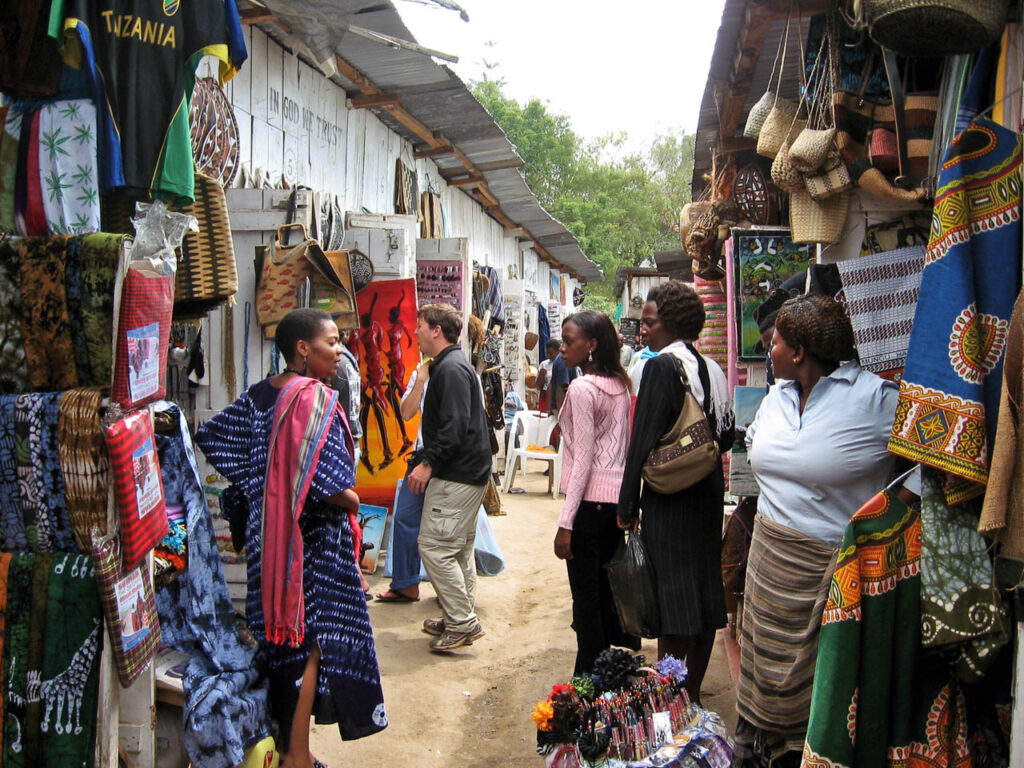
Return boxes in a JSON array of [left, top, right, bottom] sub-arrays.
[[803, 489, 973, 768], [4, 554, 35, 768], [77, 233, 125, 386], [24, 553, 52, 766], [920, 469, 1007, 683]]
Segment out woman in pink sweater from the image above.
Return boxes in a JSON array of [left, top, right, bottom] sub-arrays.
[[555, 310, 640, 674]]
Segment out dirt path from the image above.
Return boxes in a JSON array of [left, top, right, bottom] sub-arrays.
[[312, 467, 737, 766]]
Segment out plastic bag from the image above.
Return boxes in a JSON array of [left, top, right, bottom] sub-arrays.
[[605, 533, 660, 638]]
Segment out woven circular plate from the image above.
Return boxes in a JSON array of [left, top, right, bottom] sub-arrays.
[[189, 77, 240, 189]]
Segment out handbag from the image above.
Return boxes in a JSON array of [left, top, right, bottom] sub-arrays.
[[174, 170, 238, 318], [790, 187, 849, 244], [641, 353, 719, 494], [771, 140, 806, 192], [788, 25, 838, 174], [743, 11, 792, 139], [756, 9, 807, 159], [803, 142, 853, 201]]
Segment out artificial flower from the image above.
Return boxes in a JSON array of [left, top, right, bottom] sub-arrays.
[[656, 654, 689, 683], [531, 700, 554, 731]]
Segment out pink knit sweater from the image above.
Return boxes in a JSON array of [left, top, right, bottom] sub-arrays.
[[557, 374, 631, 530]]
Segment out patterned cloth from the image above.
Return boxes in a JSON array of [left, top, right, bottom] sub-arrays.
[[61, 236, 94, 384], [38, 100, 100, 235], [4, 553, 35, 768], [889, 118, 1023, 503], [0, 553, 10, 753], [153, 403, 271, 768], [920, 470, 1007, 683], [0, 238, 29, 393], [77, 233, 123, 386], [19, 235, 78, 392], [40, 554, 103, 768], [802, 487, 973, 768], [25, 552, 53, 764], [194, 379, 386, 749], [0, 107, 23, 233], [836, 245, 926, 378]]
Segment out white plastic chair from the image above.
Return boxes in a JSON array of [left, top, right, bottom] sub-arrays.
[[502, 410, 562, 499]]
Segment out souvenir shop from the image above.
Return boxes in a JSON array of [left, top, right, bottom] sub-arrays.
[[642, 1, 1019, 767]]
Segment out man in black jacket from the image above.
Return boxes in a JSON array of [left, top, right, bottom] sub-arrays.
[[407, 303, 491, 651]]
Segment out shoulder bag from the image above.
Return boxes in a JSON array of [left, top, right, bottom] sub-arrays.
[[641, 353, 719, 494]]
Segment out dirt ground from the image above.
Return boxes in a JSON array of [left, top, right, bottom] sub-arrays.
[[311, 463, 737, 767]]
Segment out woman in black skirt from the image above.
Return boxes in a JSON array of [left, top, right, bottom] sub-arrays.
[[617, 281, 734, 703]]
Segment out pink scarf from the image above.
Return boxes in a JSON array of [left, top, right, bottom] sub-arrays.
[[262, 377, 343, 647]]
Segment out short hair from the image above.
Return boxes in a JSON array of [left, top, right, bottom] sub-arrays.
[[546, 339, 561, 352], [775, 294, 856, 366], [647, 280, 705, 340], [275, 308, 334, 360], [418, 303, 462, 344]]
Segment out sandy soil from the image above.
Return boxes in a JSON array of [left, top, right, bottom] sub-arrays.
[[312, 465, 737, 767]]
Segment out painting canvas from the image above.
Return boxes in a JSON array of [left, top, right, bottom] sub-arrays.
[[356, 504, 388, 573], [733, 228, 814, 360], [729, 385, 767, 496], [549, 270, 561, 302], [348, 278, 421, 510]]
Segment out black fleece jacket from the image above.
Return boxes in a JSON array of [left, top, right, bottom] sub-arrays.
[[417, 343, 491, 486]]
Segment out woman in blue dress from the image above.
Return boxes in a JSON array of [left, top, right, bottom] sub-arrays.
[[196, 308, 386, 768]]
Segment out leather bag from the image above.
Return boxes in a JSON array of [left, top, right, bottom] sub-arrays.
[[641, 355, 719, 494]]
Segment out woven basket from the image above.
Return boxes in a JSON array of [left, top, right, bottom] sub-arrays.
[[804, 145, 853, 201], [174, 171, 238, 318], [865, 0, 1008, 56], [771, 141, 806, 193], [757, 101, 803, 159], [789, 127, 837, 173], [57, 387, 110, 553], [743, 91, 776, 140], [790, 188, 849, 244]]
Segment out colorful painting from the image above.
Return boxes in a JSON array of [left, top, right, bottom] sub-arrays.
[[356, 504, 389, 573], [729, 385, 767, 496], [347, 278, 421, 510], [732, 228, 814, 360], [550, 270, 561, 302]]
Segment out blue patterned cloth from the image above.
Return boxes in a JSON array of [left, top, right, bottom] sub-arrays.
[[153, 403, 272, 768], [889, 117, 1023, 504], [194, 381, 387, 750]]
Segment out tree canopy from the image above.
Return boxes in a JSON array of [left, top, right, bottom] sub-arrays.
[[471, 79, 695, 304]]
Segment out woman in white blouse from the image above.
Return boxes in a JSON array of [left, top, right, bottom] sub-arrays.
[[736, 295, 898, 768]]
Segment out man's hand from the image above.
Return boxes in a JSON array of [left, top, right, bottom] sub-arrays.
[[416, 359, 430, 383], [554, 527, 573, 560], [407, 461, 433, 494]]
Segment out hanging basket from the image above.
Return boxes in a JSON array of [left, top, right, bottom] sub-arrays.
[[789, 188, 849, 245], [864, 0, 1009, 57]]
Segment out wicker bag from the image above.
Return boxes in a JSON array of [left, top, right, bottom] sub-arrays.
[[864, 0, 1009, 57], [771, 140, 806, 192], [804, 143, 853, 201], [789, 187, 849, 244], [174, 171, 238, 318], [789, 127, 837, 173], [743, 12, 793, 139], [757, 104, 804, 159]]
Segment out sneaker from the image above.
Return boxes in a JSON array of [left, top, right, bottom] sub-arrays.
[[422, 618, 445, 637], [429, 624, 485, 652]]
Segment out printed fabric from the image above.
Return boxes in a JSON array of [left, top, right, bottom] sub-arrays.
[[62, 236, 94, 384], [194, 380, 387, 744], [38, 99, 100, 235], [77, 233, 124, 385], [40, 554, 103, 768], [889, 117, 1023, 503], [802, 488, 973, 768], [0, 238, 29, 393], [0, 107, 23, 233], [920, 469, 1007, 683], [153, 403, 271, 768], [0, 553, 10, 744], [25, 553, 53, 764], [4, 553, 36, 768], [19, 235, 78, 391], [56, 0, 246, 201], [111, 266, 173, 409]]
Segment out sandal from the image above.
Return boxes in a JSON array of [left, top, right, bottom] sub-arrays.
[[375, 590, 419, 603]]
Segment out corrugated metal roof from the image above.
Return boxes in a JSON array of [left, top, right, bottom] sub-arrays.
[[252, 0, 603, 281]]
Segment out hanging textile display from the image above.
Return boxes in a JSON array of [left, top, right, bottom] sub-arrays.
[[112, 258, 174, 410], [37, 99, 100, 236], [173, 172, 239, 318], [4, 553, 35, 768], [0, 238, 29, 394], [19, 235, 78, 392], [78, 233, 125, 386], [802, 486, 973, 768], [0, 108, 23, 234], [889, 118, 1023, 503], [57, 388, 110, 553]]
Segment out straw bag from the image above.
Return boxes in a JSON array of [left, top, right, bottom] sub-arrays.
[[756, 10, 806, 159], [641, 354, 719, 495], [863, 0, 1009, 57], [787, 25, 837, 173], [772, 140, 806, 192], [804, 143, 853, 201], [744, 12, 792, 139], [790, 188, 849, 244], [174, 171, 238, 318], [256, 224, 358, 336]]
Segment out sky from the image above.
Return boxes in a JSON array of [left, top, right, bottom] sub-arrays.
[[395, 0, 728, 154]]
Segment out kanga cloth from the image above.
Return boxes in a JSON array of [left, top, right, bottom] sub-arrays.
[[77, 233, 125, 386], [836, 245, 925, 380], [4, 553, 35, 768], [24, 553, 52, 766], [920, 469, 1007, 684], [38, 99, 100, 235], [889, 118, 1023, 504], [736, 515, 838, 758], [801, 487, 973, 768], [979, 289, 1024, 557], [19, 235, 78, 392], [62, 236, 94, 385], [152, 403, 271, 768], [0, 238, 29, 394], [40, 554, 102, 768], [194, 379, 387, 746]]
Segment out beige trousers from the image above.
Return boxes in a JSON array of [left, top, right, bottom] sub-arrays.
[[418, 477, 487, 633]]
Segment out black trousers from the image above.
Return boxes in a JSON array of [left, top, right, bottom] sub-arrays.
[[565, 500, 640, 675]]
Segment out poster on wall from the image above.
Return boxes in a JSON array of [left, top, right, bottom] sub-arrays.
[[547, 301, 562, 340], [549, 271, 561, 302], [732, 228, 814, 360], [348, 278, 421, 510]]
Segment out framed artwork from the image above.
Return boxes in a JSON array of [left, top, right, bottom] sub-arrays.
[[357, 504, 389, 573], [732, 228, 814, 360], [549, 271, 561, 302], [350, 278, 421, 510], [729, 386, 767, 496]]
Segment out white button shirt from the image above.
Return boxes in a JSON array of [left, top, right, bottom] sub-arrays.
[[746, 360, 898, 546]]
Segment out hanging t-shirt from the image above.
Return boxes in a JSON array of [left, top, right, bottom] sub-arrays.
[[52, 0, 246, 202]]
